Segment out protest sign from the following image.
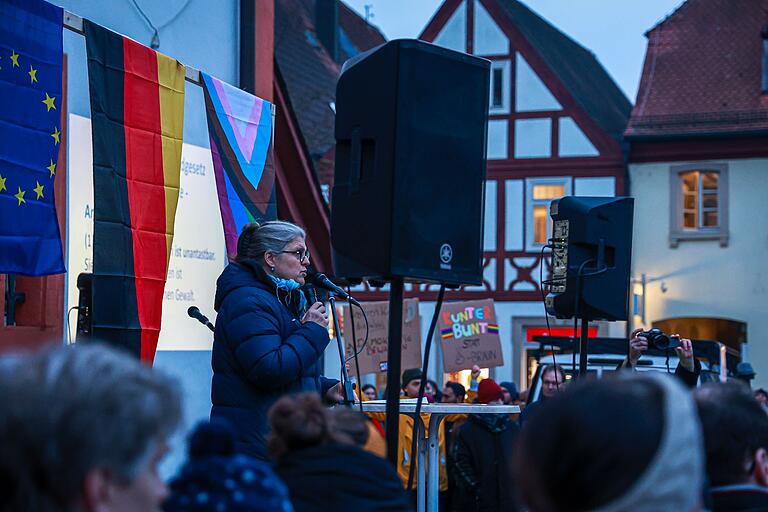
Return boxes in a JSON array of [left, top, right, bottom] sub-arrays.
[[439, 299, 504, 372], [342, 298, 422, 376]]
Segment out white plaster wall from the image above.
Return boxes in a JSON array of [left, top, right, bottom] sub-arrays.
[[433, 0, 466, 53], [574, 176, 616, 197], [559, 117, 599, 157], [487, 119, 508, 160], [630, 158, 768, 388], [484, 180, 497, 251], [514, 118, 551, 158], [515, 53, 562, 112], [505, 179, 524, 251], [473, 0, 509, 56]]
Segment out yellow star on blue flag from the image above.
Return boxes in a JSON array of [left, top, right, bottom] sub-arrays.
[[42, 92, 55, 110], [0, 0, 65, 275]]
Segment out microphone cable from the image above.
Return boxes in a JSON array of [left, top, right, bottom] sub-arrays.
[[345, 302, 370, 362], [406, 283, 446, 492], [347, 285, 364, 413], [66, 306, 79, 345]]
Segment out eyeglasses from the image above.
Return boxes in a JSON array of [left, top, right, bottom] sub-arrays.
[[279, 249, 310, 262]]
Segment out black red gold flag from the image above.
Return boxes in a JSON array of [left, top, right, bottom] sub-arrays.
[[84, 20, 184, 363]]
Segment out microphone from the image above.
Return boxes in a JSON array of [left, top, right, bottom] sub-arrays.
[[188, 306, 215, 332], [305, 272, 360, 306], [304, 284, 319, 304]]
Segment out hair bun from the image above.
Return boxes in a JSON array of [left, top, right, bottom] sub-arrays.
[[270, 394, 328, 446]]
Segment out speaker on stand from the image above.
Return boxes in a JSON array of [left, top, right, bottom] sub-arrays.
[[544, 196, 635, 377], [332, 39, 491, 465]]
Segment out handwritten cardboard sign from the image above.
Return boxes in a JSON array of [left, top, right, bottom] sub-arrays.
[[342, 298, 422, 376], [439, 299, 504, 372]]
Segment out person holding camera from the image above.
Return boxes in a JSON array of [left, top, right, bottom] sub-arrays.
[[620, 328, 700, 388]]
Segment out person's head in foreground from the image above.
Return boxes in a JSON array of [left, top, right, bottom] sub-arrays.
[[694, 381, 768, 489], [0, 343, 182, 512], [514, 373, 703, 512], [164, 419, 294, 512]]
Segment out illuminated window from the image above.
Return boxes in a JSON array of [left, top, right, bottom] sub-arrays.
[[681, 171, 719, 229], [670, 165, 728, 247], [526, 179, 570, 251]]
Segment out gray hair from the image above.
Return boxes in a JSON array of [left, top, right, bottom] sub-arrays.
[[236, 220, 306, 261], [0, 343, 182, 510]]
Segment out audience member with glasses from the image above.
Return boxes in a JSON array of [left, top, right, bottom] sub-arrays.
[[211, 221, 343, 460]]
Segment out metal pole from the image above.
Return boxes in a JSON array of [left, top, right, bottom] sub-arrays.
[[579, 315, 589, 377], [385, 277, 404, 466], [426, 414, 442, 512], [416, 417, 427, 512], [328, 294, 354, 404]]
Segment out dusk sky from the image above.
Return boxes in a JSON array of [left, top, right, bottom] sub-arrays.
[[342, 0, 686, 101]]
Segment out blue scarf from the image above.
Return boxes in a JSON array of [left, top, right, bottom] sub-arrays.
[[267, 273, 308, 312]]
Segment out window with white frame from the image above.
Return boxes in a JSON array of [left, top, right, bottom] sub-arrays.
[[681, 171, 719, 229], [526, 177, 571, 251], [489, 60, 510, 114], [669, 164, 729, 247]]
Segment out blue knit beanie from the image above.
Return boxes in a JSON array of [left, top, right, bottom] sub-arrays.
[[164, 420, 294, 512]]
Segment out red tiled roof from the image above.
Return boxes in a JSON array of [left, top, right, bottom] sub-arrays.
[[274, 0, 385, 168], [626, 0, 768, 139]]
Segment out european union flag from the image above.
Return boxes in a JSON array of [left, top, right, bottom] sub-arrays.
[[0, 0, 64, 275]]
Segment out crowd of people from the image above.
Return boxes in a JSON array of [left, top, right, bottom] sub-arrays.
[[4, 341, 768, 512], [3, 220, 768, 511]]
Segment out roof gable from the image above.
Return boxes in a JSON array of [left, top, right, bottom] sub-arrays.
[[626, 0, 768, 139], [494, 0, 631, 143]]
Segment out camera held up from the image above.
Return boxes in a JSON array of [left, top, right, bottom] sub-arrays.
[[638, 328, 680, 351]]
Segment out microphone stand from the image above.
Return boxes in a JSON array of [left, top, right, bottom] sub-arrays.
[[328, 292, 355, 405]]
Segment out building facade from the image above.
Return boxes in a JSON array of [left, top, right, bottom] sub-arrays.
[[352, 0, 633, 388], [625, 0, 768, 387]]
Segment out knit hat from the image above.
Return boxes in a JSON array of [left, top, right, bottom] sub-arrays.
[[164, 420, 294, 512], [593, 374, 703, 512], [499, 381, 519, 401], [401, 368, 423, 388], [478, 378, 504, 404]]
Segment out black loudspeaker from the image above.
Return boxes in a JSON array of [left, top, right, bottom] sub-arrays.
[[331, 39, 490, 284], [545, 196, 634, 321]]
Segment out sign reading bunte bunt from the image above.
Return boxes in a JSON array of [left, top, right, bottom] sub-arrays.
[[439, 299, 504, 372], [341, 299, 422, 376]]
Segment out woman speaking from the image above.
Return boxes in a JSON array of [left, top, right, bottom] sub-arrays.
[[211, 221, 342, 460]]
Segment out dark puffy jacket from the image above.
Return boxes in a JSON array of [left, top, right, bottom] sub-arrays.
[[211, 260, 336, 460], [275, 443, 413, 512], [453, 414, 520, 512]]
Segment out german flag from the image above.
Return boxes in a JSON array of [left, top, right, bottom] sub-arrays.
[[84, 20, 184, 363]]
